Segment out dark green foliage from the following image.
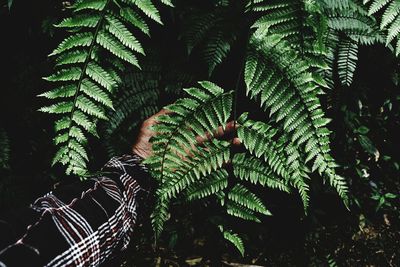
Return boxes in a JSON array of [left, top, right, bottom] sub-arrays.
[[366, 0, 400, 55], [39, 0, 167, 175], [145, 81, 234, 237], [36, 0, 400, 256], [181, 0, 243, 76], [101, 63, 161, 157], [337, 37, 359, 86]]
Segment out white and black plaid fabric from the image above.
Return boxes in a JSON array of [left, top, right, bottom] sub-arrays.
[[0, 154, 152, 267]]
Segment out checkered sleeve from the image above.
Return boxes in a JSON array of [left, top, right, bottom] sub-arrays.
[[0, 154, 152, 267]]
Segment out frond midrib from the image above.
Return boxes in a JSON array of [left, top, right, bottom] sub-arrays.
[[65, 0, 111, 153]]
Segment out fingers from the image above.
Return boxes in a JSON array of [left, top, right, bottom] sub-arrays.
[[195, 121, 239, 145], [142, 109, 173, 130], [232, 137, 241, 146], [214, 121, 238, 138]]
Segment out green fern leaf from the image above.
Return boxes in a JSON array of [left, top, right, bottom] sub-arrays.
[[186, 169, 228, 201], [72, 0, 108, 11], [237, 113, 288, 178], [226, 200, 261, 223], [105, 14, 145, 54], [39, 102, 74, 114], [161, 140, 230, 199], [151, 194, 170, 238], [81, 79, 113, 109], [85, 62, 117, 91], [219, 226, 245, 257], [55, 14, 101, 28], [160, 0, 174, 7], [228, 184, 271, 216], [146, 81, 233, 236], [56, 50, 89, 66], [233, 153, 291, 192], [76, 95, 107, 120], [368, 0, 391, 15], [337, 38, 358, 86], [146, 81, 233, 180], [96, 31, 140, 67], [381, 0, 400, 28], [120, 7, 150, 35], [49, 32, 93, 56], [38, 85, 77, 99], [365, 0, 400, 48], [127, 0, 162, 24], [245, 33, 348, 201], [40, 0, 167, 175], [44, 67, 81, 82]]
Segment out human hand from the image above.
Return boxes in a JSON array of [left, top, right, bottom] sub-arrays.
[[132, 109, 240, 160], [132, 109, 169, 159]]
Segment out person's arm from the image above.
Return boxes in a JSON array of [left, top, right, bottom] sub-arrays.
[[0, 109, 238, 267], [0, 109, 169, 267], [0, 153, 151, 267]]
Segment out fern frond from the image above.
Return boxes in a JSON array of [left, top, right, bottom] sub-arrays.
[[381, 1, 400, 29], [366, 0, 400, 54], [183, 12, 220, 54], [151, 194, 170, 238], [246, 35, 326, 164], [40, 0, 166, 175], [96, 31, 139, 66], [160, 0, 174, 7], [105, 14, 144, 55], [320, 31, 339, 89], [233, 153, 290, 192], [56, 50, 89, 66], [72, 0, 108, 12], [237, 112, 288, 178], [39, 85, 77, 99], [337, 38, 358, 86], [285, 142, 311, 210], [55, 14, 102, 28], [236, 113, 311, 209], [81, 79, 114, 109], [146, 81, 233, 180], [203, 30, 235, 76], [120, 7, 150, 35], [245, 34, 348, 201], [181, 4, 239, 75], [326, 5, 384, 45], [49, 32, 93, 56], [368, 0, 391, 16], [219, 226, 245, 257], [228, 184, 271, 216], [226, 200, 262, 222], [151, 140, 230, 236], [126, 0, 162, 24], [185, 169, 228, 201], [102, 65, 160, 144], [251, 0, 326, 55], [44, 67, 82, 82], [147, 81, 233, 236], [160, 140, 231, 199]]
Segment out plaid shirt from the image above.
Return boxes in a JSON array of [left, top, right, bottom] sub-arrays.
[[0, 154, 151, 267]]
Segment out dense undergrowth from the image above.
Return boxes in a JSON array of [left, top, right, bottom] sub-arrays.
[[0, 0, 399, 266]]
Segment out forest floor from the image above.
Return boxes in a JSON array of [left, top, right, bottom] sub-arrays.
[[103, 184, 400, 267]]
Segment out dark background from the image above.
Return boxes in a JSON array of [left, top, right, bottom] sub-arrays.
[[0, 1, 399, 266]]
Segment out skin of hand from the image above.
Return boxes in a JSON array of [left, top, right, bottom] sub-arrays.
[[132, 109, 241, 160], [132, 109, 168, 159]]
